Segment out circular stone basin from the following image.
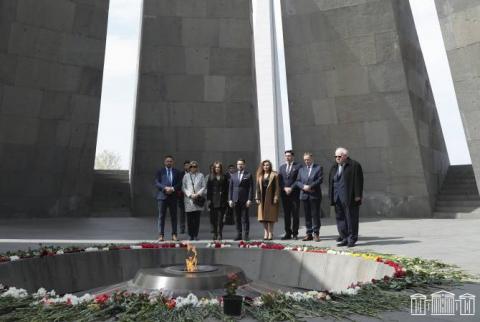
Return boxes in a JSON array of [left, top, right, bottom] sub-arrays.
[[0, 247, 396, 296], [131, 264, 247, 292]]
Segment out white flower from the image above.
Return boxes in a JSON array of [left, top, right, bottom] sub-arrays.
[[252, 297, 264, 307], [341, 286, 361, 296], [327, 249, 337, 255], [148, 290, 162, 303], [84, 247, 99, 252], [33, 288, 47, 299], [9, 255, 20, 261], [130, 245, 142, 249], [221, 244, 231, 248], [302, 246, 309, 252], [175, 244, 181, 248], [56, 250, 64, 255], [175, 293, 199, 308], [198, 298, 219, 307], [49, 294, 80, 305], [78, 293, 94, 304], [1, 287, 28, 299], [0, 284, 4, 290]]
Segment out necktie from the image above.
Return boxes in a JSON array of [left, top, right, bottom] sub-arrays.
[[167, 168, 172, 184], [287, 163, 291, 175], [238, 171, 243, 181], [338, 165, 343, 176], [308, 166, 312, 177]]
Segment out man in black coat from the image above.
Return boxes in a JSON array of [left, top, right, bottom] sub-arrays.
[[228, 159, 254, 241], [328, 147, 364, 247], [278, 150, 301, 240]]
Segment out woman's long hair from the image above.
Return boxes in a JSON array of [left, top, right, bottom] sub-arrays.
[[209, 161, 223, 181], [256, 160, 272, 179]]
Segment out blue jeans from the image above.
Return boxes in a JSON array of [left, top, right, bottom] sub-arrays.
[[157, 197, 177, 235]]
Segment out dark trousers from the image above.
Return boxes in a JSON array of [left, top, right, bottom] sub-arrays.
[[302, 198, 321, 235], [335, 199, 359, 244], [178, 198, 186, 232], [157, 197, 177, 235], [281, 193, 300, 236], [186, 211, 201, 238], [234, 203, 250, 236], [210, 207, 225, 237]]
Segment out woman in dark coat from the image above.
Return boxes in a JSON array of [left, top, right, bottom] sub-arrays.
[[206, 161, 229, 240]]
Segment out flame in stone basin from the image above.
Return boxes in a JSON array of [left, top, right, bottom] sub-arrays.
[[185, 244, 198, 272]]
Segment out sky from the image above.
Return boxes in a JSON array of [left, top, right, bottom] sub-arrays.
[[95, 0, 471, 170]]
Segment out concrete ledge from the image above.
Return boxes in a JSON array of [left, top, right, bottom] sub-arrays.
[[0, 247, 394, 294]]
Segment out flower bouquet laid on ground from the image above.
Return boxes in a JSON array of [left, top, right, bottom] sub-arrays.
[[223, 272, 243, 316]]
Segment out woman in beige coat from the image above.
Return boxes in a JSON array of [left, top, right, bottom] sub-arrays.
[[255, 160, 280, 240]]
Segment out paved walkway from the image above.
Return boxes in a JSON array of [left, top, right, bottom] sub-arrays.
[[0, 216, 479, 274]]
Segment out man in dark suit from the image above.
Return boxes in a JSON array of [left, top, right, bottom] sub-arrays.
[[328, 147, 364, 248], [228, 158, 254, 241], [177, 160, 190, 235], [278, 150, 301, 240], [155, 155, 181, 241], [294, 152, 323, 242]]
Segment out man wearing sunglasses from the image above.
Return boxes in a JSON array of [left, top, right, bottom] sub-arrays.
[[328, 147, 364, 248]]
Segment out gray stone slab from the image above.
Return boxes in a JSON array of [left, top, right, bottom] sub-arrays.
[[16, 0, 75, 32], [185, 47, 210, 75], [165, 75, 204, 101], [206, 0, 250, 18], [1, 85, 43, 117], [204, 75, 226, 102], [176, 0, 207, 17], [219, 18, 251, 48]]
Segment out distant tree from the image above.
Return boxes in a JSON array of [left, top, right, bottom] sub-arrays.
[[95, 150, 122, 170]]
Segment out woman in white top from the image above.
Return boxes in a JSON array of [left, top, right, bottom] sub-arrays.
[[182, 161, 206, 240]]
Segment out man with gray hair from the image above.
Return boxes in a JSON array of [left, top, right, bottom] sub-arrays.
[[328, 147, 364, 247]]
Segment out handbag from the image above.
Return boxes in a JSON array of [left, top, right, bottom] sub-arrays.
[[190, 174, 206, 207], [223, 207, 235, 225]]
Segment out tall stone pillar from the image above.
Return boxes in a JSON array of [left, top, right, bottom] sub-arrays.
[[281, 0, 449, 217], [132, 0, 259, 216], [0, 0, 109, 217], [435, 0, 480, 193]]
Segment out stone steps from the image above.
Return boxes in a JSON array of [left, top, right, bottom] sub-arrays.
[[91, 170, 132, 216], [434, 165, 480, 218]]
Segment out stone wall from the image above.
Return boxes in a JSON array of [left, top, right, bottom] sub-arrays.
[[131, 0, 259, 216], [435, 0, 480, 193], [0, 0, 109, 217], [281, 0, 449, 217]]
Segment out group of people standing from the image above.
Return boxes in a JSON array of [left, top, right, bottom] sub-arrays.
[[155, 147, 363, 247]]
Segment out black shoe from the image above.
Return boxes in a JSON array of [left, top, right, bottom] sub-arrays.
[[234, 235, 242, 241], [293, 235, 298, 240], [218, 234, 222, 241], [302, 234, 313, 241], [244, 234, 250, 241], [347, 242, 356, 248], [337, 240, 348, 247], [189, 236, 194, 241], [281, 234, 292, 240], [314, 234, 320, 242], [180, 229, 185, 234], [212, 234, 217, 241], [336, 236, 343, 242]]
